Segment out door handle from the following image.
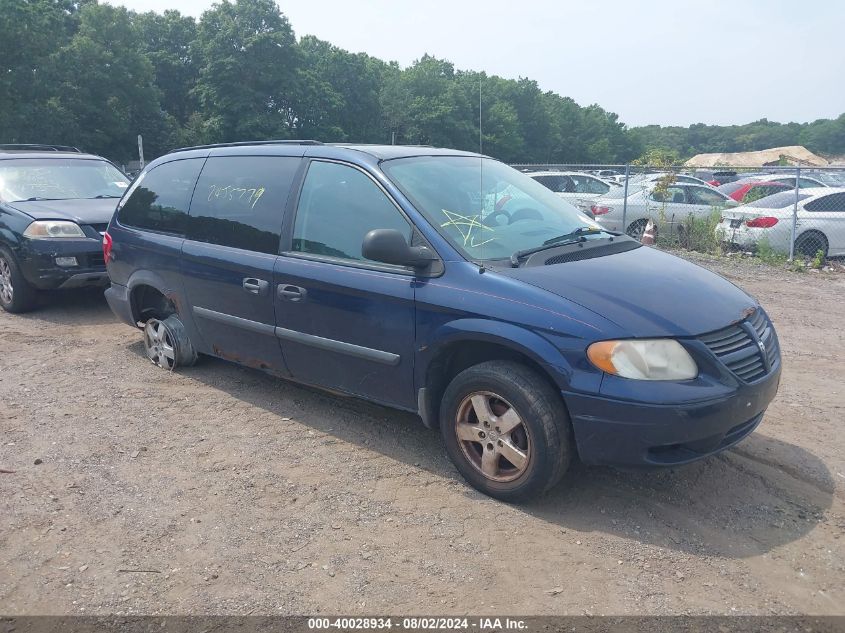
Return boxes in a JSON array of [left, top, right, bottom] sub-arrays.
[[277, 284, 307, 302], [242, 278, 269, 296]]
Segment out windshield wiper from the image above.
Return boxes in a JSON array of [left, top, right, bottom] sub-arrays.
[[17, 196, 61, 202], [542, 226, 606, 244], [95, 194, 121, 198], [509, 227, 616, 267]]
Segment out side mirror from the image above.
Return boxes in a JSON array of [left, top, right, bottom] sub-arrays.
[[362, 229, 436, 269]]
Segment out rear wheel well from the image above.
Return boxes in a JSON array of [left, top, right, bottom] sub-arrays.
[[131, 285, 176, 325], [423, 341, 562, 428]]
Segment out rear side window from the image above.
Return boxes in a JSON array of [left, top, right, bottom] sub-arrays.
[[688, 186, 729, 206], [292, 161, 411, 262], [187, 156, 299, 254], [650, 186, 687, 203], [583, 177, 610, 194], [117, 158, 204, 234], [533, 175, 572, 193], [804, 193, 845, 212]]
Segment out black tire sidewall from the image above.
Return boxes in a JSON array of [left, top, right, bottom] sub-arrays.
[[626, 219, 647, 238], [796, 232, 828, 258], [440, 361, 570, 502]]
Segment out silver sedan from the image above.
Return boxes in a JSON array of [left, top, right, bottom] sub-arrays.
[[591, 181, 736, 239]]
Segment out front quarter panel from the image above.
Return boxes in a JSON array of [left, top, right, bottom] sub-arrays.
[[0, 204, 32, 252], [414, 261, 623, 394]]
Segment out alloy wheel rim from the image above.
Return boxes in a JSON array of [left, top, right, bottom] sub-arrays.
[[0, 258, 13, 304], [454, 391, 532, 483], [143, 319, 176, 369]]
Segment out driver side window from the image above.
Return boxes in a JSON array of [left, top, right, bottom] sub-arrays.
[[292, 161, 412, 263]]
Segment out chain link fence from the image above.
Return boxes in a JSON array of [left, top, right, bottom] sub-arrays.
[[511, 162, 845, 265]]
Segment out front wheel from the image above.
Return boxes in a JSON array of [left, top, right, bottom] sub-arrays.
[[440, 361, 572, 502], [0, 247, 38, 313]]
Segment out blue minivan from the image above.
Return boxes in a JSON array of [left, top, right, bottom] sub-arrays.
[[104, 141, 781, 501]]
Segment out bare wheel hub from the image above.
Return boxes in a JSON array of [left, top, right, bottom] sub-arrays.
[[454, 391, 532, 483]]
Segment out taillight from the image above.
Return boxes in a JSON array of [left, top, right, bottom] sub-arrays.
[[591, 205, 612, 215], [745, 217, 779, 228], [103, 231, 113, 262]]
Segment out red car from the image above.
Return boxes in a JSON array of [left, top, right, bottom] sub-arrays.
[[716, 180, 790, 203]]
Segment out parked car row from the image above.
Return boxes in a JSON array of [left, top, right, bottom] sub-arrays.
[[525, 165, 844, 257], [0, 140, 784, 502]]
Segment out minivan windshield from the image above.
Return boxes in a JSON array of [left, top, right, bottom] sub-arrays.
[[0, 158, 128, 202], [382, 156, 603, 261]]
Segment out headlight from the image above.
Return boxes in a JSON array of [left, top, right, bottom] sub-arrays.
[[587, 339, 698, 380], [23, 220, 86, 239]]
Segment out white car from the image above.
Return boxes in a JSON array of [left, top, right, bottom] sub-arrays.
[[716, 187, 845, 258], [742, 174, 827, 189], [528, 171, 619, 209], [591, 182, 735, 239], [626, 172, 715, 188]]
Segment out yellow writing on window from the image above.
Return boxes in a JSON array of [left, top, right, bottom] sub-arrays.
[[440, 209, 496, 248], [207, 184, 266, 209]]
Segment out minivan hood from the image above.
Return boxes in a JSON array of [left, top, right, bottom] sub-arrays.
[[6, 198, 118, 225], [497, 245, 756, 337]]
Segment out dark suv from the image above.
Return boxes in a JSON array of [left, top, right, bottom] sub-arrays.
[[104, 141, 781, 501], [0, 144, 129, 312]]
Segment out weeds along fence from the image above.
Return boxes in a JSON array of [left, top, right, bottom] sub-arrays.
[[510, 162, 845, 263]]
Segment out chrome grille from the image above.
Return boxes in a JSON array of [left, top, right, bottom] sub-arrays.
[[699, 309, 778, 383]]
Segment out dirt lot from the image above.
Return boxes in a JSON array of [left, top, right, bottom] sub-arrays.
[[1, 254, 843, 616]]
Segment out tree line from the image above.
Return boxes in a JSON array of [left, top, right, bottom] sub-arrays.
[[2, 0, 843, 166]]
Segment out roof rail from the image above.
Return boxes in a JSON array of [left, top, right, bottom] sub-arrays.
[[328, 143, 435, 148], [167, 139, 324, 154], [0, 143, 82, 153]]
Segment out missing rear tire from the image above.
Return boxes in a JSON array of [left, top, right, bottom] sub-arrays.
[[143, 314, 197, 370]]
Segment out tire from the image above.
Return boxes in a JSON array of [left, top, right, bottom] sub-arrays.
[[440, 361, 572, 502], [795, 231, 828, 259], [0, 247, 38, 313], [626, 218, 658, 242], [142, 314, 198, 370]]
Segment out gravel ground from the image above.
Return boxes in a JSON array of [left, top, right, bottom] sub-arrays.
[[1, 254, 843, 616]]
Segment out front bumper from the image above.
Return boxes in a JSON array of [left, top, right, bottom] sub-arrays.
[[564, 364, 781, 467], [18, 238, 107, 290]]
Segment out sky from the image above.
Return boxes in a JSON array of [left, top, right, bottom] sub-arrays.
[[108, 0, 844, 128]]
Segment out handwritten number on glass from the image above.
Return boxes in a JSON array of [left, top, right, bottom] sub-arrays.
[[207, 184, 266, 209]]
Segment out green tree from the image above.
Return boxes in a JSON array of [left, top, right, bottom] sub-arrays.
[[192, 0, 299, 141], [135, 10, 198, 125], [48, 2, 168, 161], [0, 0, 79, 143]]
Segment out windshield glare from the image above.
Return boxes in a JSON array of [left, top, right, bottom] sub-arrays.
[[0, 158, 128, 202], [382, 156, 601, 261]]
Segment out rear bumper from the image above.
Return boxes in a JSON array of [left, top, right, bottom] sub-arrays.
[[104, 282, 136, 327], [564, 365, 781, 467], [18, 238, 107, 290]]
